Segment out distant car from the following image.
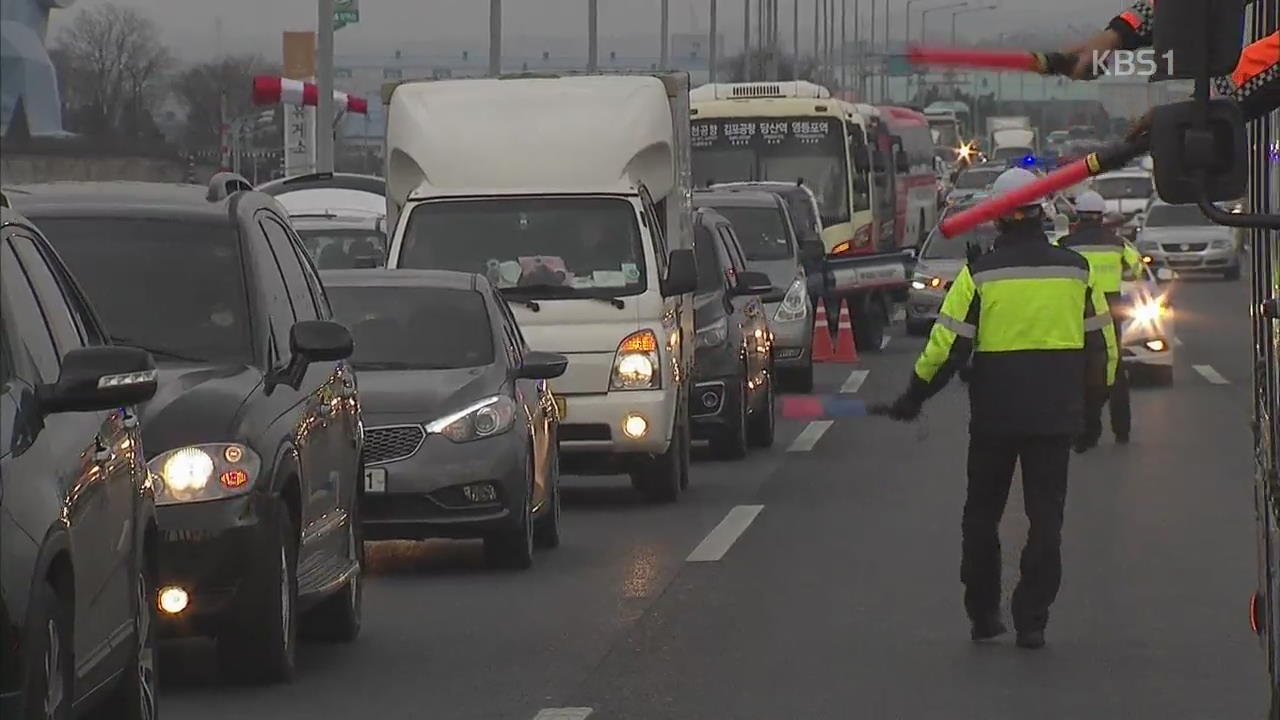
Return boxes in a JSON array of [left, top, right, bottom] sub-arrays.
[[1135, 198, 1242, 280], [259, 172, 389, 270], [256, 172, 385, 215], [690, 208, 776, 458], [906, 216, 999, 336], [321, 269, 568, 570], [945, 165, 1004, 206], [1092, 170, 1154, 236], [19, 178, 364, 683], [1, 207, 160, 719], [708, 181, 826, 279], [694, 188, 815, 392], [1116, 260, 1177, 386]]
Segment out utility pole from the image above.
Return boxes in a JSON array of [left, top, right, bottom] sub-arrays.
[[868, 0, 875, 101], [855, 0, 862, 98], [489, 0, 502, 76], [840, 0, 847, 91], [882, 0, 889, 101], [793, 0, 800, 68], [588, 0, 599, 71], [813, 0, 819, 64], [710, 0, 719, 82], [743, 0, 751, 81], [316, 0, 334, 174], [661, 0, 670, 69]]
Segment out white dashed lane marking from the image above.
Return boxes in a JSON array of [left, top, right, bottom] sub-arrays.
[[533, 709, 593, 720], [840, 370, 870, 394], [1193, 365, 1230, 384], [687, 505, 765, 562], [787, 420, 833, 452]]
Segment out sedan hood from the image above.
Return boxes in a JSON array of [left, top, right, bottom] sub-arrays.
[[914, 258, 965, 283], [138, 364, 261, 456], [356, 366, 503, 425]]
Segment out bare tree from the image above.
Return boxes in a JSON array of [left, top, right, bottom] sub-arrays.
[[173, 55, 282, 151], [54, 4, 171, 138]]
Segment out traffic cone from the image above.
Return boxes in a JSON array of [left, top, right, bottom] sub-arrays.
[[832, 300, 859, 364], [811, 300, 834, 362]]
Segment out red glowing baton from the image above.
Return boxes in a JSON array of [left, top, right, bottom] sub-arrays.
[[939, 141, 1148, 238], [906, 46, 1077, 76]]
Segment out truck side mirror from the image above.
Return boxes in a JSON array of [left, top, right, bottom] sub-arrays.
[[1149, 99, 1247, 204], [1152, 0, 1244, 81], [895, 149, 910, 171]]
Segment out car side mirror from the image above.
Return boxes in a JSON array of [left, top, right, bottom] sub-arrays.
[[517, 350, 568, 380], [895, 149, 910, 171], [1150, 99, 1247, 204], [38, 346, 158, 415], [732, 270, 774, 297], [901, 246, 918, 260], [292, 320, 354, 362], [663, 248, 698, 297]]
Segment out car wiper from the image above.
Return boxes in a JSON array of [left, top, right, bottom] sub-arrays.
[[587, 296, 626, 309], [109, 337, 205, 363]]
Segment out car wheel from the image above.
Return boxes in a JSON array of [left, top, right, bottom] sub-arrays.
[[631, 405, 688, 502], [485, 484, 534, 570], [217, 500, 297, 684], [1148, 364, 1174, 387], [22, 581, 72, 720], [748, 366, 776, 448], [533, 453, 562, 549], [100, 561, 159, 720], [710, 375, 749, 461], [853, 298, 886, 352], [301, 507, 363, 643]]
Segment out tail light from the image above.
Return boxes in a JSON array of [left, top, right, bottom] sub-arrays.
[[1250, 591, 1264, 636]]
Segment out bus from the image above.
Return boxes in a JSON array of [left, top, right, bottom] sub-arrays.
[[880, 106, 941, 248], [690, 81, 908, 350]]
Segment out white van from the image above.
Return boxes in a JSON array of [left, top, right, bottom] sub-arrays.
[[382, 73, 699, 502]]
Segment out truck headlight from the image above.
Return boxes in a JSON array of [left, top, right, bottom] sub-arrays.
[[773, 279, 809, 323], [610, 330, 661, 390], [425, 395, 516, 443], [149, 444, 261, 505], [695, 317, 729, 349]]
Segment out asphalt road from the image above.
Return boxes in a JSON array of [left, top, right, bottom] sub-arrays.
[[162, 270, 1270, 720]]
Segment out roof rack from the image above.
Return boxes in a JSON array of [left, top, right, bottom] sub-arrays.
[[207, 172, 254, 202]]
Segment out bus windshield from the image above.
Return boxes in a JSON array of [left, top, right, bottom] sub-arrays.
[[692, 117, 861, 226]]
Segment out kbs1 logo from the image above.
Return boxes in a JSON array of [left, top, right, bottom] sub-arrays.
[[1091, 49, 1175, 78]]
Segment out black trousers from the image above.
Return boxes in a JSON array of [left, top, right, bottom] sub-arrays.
[[962, 433, 1072, 632]]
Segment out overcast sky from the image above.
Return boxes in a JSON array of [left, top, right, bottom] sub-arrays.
[[48, 0, 1130, 62]]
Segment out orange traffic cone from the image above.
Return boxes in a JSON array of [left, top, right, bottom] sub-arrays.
[[832, 300, 859, 363], [811, 299, 834, 362]]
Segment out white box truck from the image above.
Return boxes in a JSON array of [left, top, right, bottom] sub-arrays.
[[382, 72, 699, 502]]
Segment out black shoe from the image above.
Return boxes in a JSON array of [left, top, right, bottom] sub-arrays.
[[971, 615, 1008, 642], [1016, 630, 1046, 649]]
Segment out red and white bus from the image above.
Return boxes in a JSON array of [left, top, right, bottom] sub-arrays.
[[879, 106, 941, 248]]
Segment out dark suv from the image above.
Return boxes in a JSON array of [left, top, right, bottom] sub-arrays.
[[0, 206, 160, 719], [12, 176, 364, 684]]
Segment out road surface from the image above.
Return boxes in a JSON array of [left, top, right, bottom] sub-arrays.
[[162, 271, 1269, 719]]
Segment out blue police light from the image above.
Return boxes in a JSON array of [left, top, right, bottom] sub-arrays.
[[1021, 154, 1037, 167]]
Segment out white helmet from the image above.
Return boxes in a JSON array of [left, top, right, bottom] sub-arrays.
[[990, 168, 1042, 211], [1074, 190, 1106, 214]]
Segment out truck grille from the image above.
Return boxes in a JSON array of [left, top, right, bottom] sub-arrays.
[[363, 425, 425, 465], [1161, 242, 1207, 252]]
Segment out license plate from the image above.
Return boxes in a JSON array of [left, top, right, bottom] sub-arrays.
[[554, 397, 567, 419], [364, 468, 386, 494]]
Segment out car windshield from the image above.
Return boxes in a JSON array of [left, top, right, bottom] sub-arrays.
[[37, 218, 253, 365], [955, 168, 1001, 190], [922, 222, 999, 259], [1144, 204, 1218, 227], [296, 227, 388, 269], [1095, 176, 1153, 200], [398, 197, 647, 300], [701, 205, 793, 261], [326, 286, 494, 370]]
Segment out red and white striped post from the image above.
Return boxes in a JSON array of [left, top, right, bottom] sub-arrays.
[[251, 75, 369, 114]]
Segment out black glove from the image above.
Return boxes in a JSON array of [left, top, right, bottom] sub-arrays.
[[885, 393, 923, 422]]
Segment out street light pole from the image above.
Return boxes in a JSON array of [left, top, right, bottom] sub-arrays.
[[710, 0, 719, 82], [920, 2, 966, 45], [489, 0, 502, 76], [840, 0, 847, 91], [588, 0, 599, 71], [316, 0, 335, 174], [661, 0, 670, 69], [882, 0, 889, 100]]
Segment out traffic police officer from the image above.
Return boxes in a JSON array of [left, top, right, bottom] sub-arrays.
[[1057, 190, 1143, 447], [881, 168, 1118, 650]]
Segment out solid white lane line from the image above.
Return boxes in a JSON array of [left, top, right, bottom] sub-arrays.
[[533, 709, 593, 720], [1193, 365, 1230, 384], [841, 369, 870, 394], [880, 336, 892, 350], [787, 420, 833, 452], [686, 505, 765, 563]]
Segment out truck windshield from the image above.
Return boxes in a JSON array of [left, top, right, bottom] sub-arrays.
[[398, 197, 648, 299], [692, 117, 858, 225]]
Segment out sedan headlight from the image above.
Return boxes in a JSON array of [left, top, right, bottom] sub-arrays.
[[695, 316, 729, 349], [426, 395, 517, 443], [610, 330, 661, 390], [910, 273, 945, 291], [150, 444, 261, 505], [773, 279, 809, 323], [1209, 239, 1231, 250], [1128, 296, 1169, 324]]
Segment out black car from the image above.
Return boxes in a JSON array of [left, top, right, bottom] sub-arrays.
[[690, 208, 776, 459], [1, 206, 160, 719], [14, 176, 364, 683], [322, 270, 568, 569]]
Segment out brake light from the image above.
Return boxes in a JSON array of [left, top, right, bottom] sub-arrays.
[[1250, 591, 1264, 635]]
